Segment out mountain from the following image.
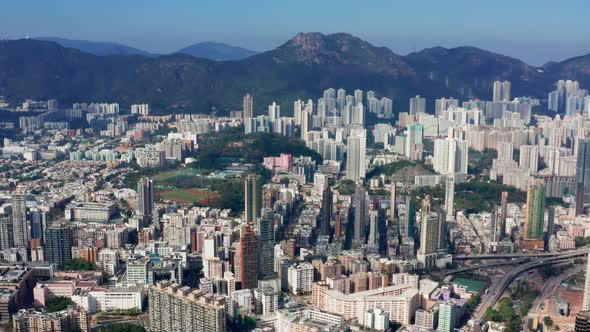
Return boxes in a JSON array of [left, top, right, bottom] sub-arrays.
[[0, 33, 588, 115], [35, 37, 153, 56], [177, 41, 257, 61]]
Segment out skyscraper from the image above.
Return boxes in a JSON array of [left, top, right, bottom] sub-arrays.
[[500, 191, 508, 240], [346, 128, 367, 181], [418, 206, 440, 269], [368, 209, 379, 246], [243, 94, 253, 118], [524, 178, 546, 241], [402, 197, 415, 239], [390, 183, 396, 219], [409, 95, 426, 114], [11, 185, 29, 249], [244, 174, 261, 224], [353, 185, 368, 244], [583, 250, 590, 311], [44, 225, 72, 268], [257, 209, 275, 279], [239, 225, 258, 290], [319, 187, 333, 236], [576, 139, 590, 215], [490, 209, 498, 242], [493, 80, 511, 102], [444, 174, 455, 219], [137, 177, 154, 218]]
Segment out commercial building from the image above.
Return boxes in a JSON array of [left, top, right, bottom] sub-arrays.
[[64, 202, 117, 223]]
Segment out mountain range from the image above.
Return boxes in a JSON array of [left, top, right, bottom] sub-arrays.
[[35, 37, 258, 61], [2, 32, 589, 115], [177, 42, 258, 61]]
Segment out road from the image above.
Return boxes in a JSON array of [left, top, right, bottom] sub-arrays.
[[455, 246, 590, 260], [472, 249, 589, 320], [529, 264, 584, 316]]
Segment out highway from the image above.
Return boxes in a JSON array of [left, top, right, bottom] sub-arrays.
[[472, 249, 589, 320]]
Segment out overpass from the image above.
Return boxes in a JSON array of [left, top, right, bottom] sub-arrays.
[[454, 247, 590, 260], [472, 249, 589, 320]]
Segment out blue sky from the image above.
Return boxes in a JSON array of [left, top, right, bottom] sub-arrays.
[[2, 0, 588, 65]]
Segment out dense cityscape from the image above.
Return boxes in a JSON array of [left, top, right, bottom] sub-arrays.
[[0, 75, 590, 332]]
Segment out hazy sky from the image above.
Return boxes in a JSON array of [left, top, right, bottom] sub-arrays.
[[2, 0, 589, 65]]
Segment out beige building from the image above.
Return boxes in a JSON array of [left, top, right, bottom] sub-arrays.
[[148, 281, 226, 332], [12, 307, 90, 332]]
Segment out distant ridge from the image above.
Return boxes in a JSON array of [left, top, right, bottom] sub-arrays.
[[35, 36, 153, 56], [1, 32, 589, 114], [177, 41, 258, 61]]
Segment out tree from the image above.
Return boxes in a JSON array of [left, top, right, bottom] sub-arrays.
[[99, 323, 145, 332], [46, 297, 75, 313], [66, 258, 97, 271], [544, 316, 553, 327]]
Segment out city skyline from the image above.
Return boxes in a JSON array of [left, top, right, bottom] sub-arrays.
[[1, 1, 589, 65]]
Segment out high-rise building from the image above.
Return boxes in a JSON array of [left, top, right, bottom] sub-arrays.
[[368, 209, 379, 246], [346, 128, 367, 181], [433, 137, 468, 175], [268, 102, 280, 122], [11, 185, 29, 249], [583, 251, 590, 311], [0, 218, 14, 250], [148, 281, 227, 332], [390, 183, 396, 219], [444, 174, 455, 219], [402, 197, 415, 239], [44, 225, 72, 268], [319, 187, 333, 236], [244, 174, 261, 224], [410, 95, 426, 114], [524, 178, 546, 241], [493, 80, 511, 102], [239, 225, 258, 290], [418, 206, 440, 269], [137, 177, 154, 218], [519, 145, 540, 173], [243, 94, 254, 118], [500, 191, 508, 240], [353, 185, 369, 245], [438, 302, 458, 332], [435, 97, 459, 116], [576, 311, 590, 332], [490, 209, 498, 242], [576, 139, 590, 215], [354, 89, 363, 106], [257, 209, 275, 279]]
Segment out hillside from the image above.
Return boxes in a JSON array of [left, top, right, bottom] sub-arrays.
[[35, 37, 153, 56], [177, 41, 258, 61], [1, 33, 589, 115]]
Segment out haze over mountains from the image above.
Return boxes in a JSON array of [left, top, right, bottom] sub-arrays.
[[4, 33, 589, 114], [35, 37, 258, 61]]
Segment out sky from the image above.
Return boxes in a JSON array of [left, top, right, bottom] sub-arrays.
[[1, 0, 589, 66]]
